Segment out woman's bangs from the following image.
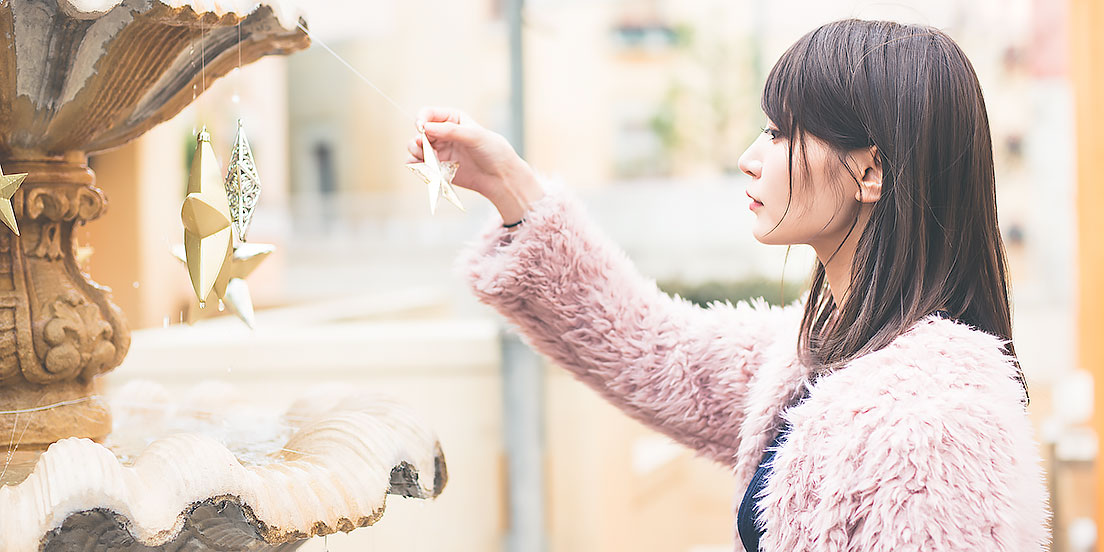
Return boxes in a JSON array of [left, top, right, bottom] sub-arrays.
[[761, 39, 808, 138]]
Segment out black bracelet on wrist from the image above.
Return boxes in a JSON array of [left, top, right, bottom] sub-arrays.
[[502, 218, 525, 228]]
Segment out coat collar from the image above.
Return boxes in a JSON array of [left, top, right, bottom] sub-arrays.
[[731, 312, 957, 486], [732, 318, 813, 487]]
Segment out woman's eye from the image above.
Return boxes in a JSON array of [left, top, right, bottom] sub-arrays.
[[761, 125, 782, 140]]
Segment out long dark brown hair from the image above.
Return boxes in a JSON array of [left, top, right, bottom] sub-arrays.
[[763, 19, 1028, 405]]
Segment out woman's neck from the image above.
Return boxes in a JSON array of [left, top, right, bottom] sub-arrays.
[[819, 243, 855, 310], [812, 205, 873, 310]]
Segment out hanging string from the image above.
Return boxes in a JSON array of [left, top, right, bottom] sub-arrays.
[[186, 13, 421, 125], [1, 412, 19, 480], [0, 396, 103, 416], [294, 21, 419, 124], [189, 23, 198, 137], [0, 412, 33, 482], [190, 27, 197, 103], [234, 19, 243, 106], [201, 17, 207, 93]]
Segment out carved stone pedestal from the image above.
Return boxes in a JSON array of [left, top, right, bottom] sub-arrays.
[[0, 158, 127, 445]]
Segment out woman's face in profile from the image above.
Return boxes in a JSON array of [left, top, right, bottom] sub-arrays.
[[737, 119, 863, 251]]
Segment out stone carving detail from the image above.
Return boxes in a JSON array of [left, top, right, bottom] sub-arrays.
[[31, 221, 64, 260], [0, 231, 15, 292], [26, 292, 116, 384], [0, 307, 19, 382], [0, 231, 18, 381], [24, 185, 107, 224]]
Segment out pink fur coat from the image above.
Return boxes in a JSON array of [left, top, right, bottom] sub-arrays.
[[459, 184, 1051, 551]]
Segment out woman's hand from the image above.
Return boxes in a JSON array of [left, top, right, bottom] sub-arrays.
[[407, 106, 544, 225]]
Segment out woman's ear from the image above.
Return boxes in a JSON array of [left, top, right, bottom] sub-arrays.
[[854, 146, 882, 203]]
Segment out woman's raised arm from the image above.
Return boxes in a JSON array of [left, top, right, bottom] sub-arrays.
[[457, 186, 801, 465], [409, 107, 802, 465]]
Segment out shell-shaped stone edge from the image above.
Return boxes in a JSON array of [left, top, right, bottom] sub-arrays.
[[0, 398, 448, 551], [57, 0, 305, 31], [37, 448, 447, 551]]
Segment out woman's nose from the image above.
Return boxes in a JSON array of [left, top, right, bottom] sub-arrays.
[[738, 153, 762, 179]]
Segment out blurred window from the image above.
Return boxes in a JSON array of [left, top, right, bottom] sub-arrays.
[[611, 23, 679, 51], [313, 142, 336, 196]]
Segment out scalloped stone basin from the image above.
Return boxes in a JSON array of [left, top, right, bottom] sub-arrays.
[[0, 381, 448, 551]]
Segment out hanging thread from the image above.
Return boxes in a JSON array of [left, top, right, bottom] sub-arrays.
[[0, 412, 32, 482], [294, 21, 419, 123], [201, 17, 206, 92], [0, 396, 103, 416], [190, 27, 197, 103], [234, 20, 243, 105]]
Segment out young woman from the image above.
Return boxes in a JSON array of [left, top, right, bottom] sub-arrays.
[[407, 18, 1049, 551]]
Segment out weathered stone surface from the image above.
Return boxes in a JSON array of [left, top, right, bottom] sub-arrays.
[[42, 500, 309, 552]]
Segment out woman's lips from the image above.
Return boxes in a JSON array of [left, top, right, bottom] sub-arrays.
[[747, 191, 763, 211]]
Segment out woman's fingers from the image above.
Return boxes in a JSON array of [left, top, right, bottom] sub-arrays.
[[422, 121, 476, 146], [415, 106, 465, 131], [407, 138, 423, 160]]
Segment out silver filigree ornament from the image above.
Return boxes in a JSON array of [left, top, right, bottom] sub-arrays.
[[224, 119, 261, 242]]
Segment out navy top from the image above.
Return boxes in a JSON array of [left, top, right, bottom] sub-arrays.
[[736, 387, 807, 552], [736, 309, 952, 551]]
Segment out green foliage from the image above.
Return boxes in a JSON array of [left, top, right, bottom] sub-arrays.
[[671, 23, 695, 48], [658, 277, 804, 308], [649, 86, 681, 151]]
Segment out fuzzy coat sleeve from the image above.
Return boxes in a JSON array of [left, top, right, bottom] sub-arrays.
[[458, 181, 801, 465]]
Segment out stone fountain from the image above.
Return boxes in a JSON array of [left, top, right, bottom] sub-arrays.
[[0, 1, 448, 550]]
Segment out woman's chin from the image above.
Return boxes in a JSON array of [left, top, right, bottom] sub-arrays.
[[750, 228, 790, 246], [750, 225, 772, 244]]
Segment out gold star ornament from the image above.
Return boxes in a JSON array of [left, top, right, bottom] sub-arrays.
[[0, 164, 28, 235], [172, 242, 274, 329], [407, 130, 464, 215], [215, 243, 274, 328], [178, 126, 275, 329], [182, 128, 233, 304]]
